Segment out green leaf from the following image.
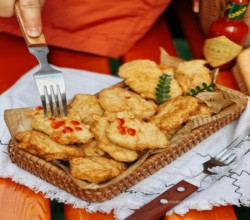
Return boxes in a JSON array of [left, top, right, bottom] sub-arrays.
[[196, 86, 201, 90], [156, 88, 162, 93], [155, 73, 172, 104], [157, 83, 163, 89], [186, 82, 216, 97], [163, 86, 170, 90], [202, 82, 207, 87]]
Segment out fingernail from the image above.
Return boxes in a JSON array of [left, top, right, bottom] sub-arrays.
[[27, 27, 41, 37]]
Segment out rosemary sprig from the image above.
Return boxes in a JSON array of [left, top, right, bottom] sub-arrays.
[[186, 82, 216, 96], [155, 74, 172, 104]]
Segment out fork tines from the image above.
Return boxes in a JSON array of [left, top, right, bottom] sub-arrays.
[[215, 149, 236, 165], [29, 46, 68, 118], [40, 82, 68, 118], [33, 68, 68, 118]]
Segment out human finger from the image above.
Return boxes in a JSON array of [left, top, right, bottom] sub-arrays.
[[19, 0, 45, 37], [0, 0, 15, 17]]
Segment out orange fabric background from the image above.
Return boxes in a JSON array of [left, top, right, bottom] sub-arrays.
[[0, 0, 171, 58]]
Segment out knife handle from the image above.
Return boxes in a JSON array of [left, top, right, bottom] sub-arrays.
[[125, 180, 198, 220], [14, 1, 46, 47]]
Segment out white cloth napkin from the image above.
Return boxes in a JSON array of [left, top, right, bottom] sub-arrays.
[[0, 66, 250, 220]]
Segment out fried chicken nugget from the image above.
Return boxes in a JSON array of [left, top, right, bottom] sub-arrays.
[[98, 87, 157, 119], [69, 156, 127, 183], [68, 94, 104, 124], [91, 115, 139, 162], [150, 96, 199, 132], [15, 130, 84, 161], [118, 59, 182, 101], [80, 140, 106, 157], [175, 60, 212, 93], [106, 117, 169, 151], [32, 115, 93, 145], [118, 59, 180, 100]]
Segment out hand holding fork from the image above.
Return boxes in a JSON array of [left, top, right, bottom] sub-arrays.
[[15, 1, 67, 118]]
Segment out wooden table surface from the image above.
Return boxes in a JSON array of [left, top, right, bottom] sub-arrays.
[[0, 0, 243, 219]]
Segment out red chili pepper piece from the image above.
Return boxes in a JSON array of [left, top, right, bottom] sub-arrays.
[[51, 120, 66, 129], [62, 126, 74, 133], [127, 128, 136, 136], [75, 127, 82, 131], [118, 125, 126, 135], [117, 118, 125, 125], [117, 118, 127, 134], [36, 106, 43, 110], [71, 120, 81, 126]]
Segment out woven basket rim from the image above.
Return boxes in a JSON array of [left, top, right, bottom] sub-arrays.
[[7, 85, 248, 202]]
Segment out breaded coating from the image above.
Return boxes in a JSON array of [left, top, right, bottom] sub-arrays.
[[188, 103, 213, 121], [80, 140, 106, 157], [91, 115, 139, 162], [150, 96, 199, 132], [118, 59, 162, 100], [32, 115, 93, 145], [15, 130, 84, 161], [98, 87, 157, 119], [175, 60, 212, 93], [68, 94, 104, 124], [69, 156, 127, 183], [118, 59, 182, 100], [106, 117, 169, 151]]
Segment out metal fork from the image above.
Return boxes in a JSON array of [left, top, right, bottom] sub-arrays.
[[125, 140, 246, 220], [15, 2, 67, 118]]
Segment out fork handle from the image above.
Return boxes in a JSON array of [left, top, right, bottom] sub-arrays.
[[124, 180, 198, 220], [14, 1, 46, 47]]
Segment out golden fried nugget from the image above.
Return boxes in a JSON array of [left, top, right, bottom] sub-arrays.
[[15, 130, 84, 161], [32, 115, 93, 145], [188, 103, 213, 121], [175, 60, 212, 93], [91, 115, 139, 162], [106, 117, 169, 151], [118, 59, 163, 100], [80, 140, 106, 157], [68, 94, 103, 124], [69, 156, 127, 183], [98, 87, 157, 119], [118, 59, 182, 100], [150, 96, 199, 132]]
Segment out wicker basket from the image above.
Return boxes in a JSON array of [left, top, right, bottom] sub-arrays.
[[5, 85, 248, 203], [199, 0, 250, 47]]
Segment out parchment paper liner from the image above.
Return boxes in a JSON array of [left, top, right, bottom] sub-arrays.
[[4, 83, 248, 202]]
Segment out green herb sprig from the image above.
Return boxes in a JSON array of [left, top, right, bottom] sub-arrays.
[[155, 74, 172, 104], [186, 82, 216, 97]]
